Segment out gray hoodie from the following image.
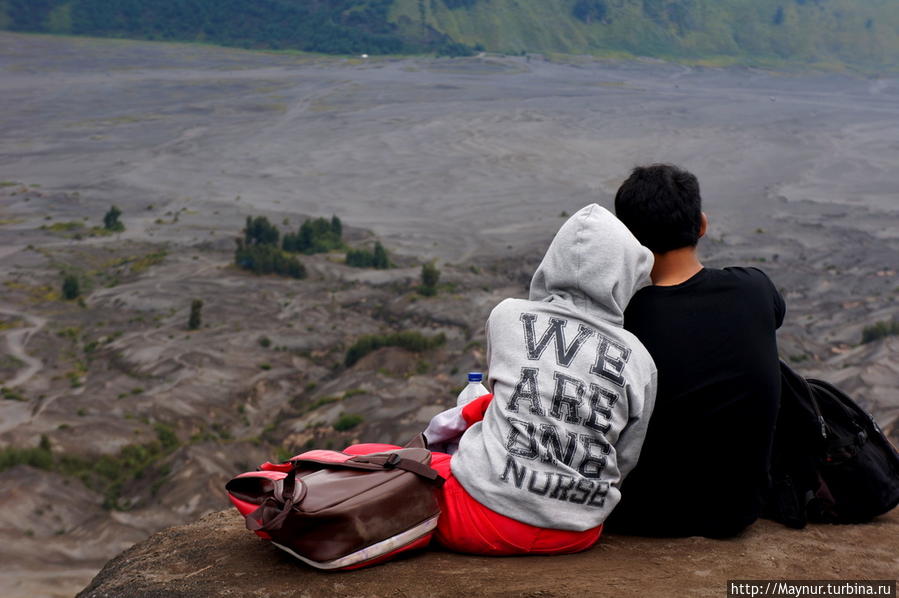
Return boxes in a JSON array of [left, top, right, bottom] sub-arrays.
[[451, 204, 657, 531]]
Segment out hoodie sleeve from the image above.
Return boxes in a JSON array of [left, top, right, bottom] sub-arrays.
[[615, 369, 658, 481], [423, 394, 494, 452]]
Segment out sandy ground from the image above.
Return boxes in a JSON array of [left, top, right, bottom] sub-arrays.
[[2, 34, 897, 261], [0, 32, 897, 598]]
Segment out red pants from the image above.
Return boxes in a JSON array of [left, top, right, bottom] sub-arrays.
[[344, 443, 602, 556]]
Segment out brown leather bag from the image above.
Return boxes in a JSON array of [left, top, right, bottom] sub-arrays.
[[225, 447, 444, 570]]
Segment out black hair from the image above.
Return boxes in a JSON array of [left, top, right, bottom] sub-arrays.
[[614, 163, 703, 253]]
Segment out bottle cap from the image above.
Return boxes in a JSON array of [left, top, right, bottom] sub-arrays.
[[468, 372, 483, 382]]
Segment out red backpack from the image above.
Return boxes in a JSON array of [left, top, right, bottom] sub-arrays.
[[226, 447, 444, 570]]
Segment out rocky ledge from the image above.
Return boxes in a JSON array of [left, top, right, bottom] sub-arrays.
[[79, 508, 898, 598]]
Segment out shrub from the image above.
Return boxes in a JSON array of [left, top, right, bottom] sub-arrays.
[[54, 424, 182, 510], [0, 435, 53, 471], [346, 241, 390, 269], [103, 206, 124, 232], [333, 413, 364, 431], [372, 242, 390, 268], [345, 331, 446, 367], [573, 0, 608, 23], [234, 241, 307, 279], [283, 216, 343, 254], [861, 319, 899, 344], [436, 40, 477, 57], [419, 262, 440, 296], [345, 248, 372, 268], [188, 299, 203, 330], [1, 387, 27, 401], [243, 216, 279, 247], [62, 273, 80, 300], [154, 423, 179, 452]]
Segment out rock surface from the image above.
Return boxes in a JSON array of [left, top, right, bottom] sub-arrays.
[[79, 508, 899, 598]]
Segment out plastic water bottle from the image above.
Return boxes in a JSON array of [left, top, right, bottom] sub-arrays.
[[456, 372, 489, 407]]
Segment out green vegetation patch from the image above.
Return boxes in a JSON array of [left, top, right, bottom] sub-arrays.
[[300, 395, 341, 414], [392, 0, 899, 72], [861, 319, 899, 344], [346, 241, 390, 269], [0, 317, 24, 331], [0, 0, 476, 56], [4, 280, 59, 303], [130, 250, 167, 274], [73, 226, 116, 239], [418, 262, 440, 296], [234, 215, 343, 278], [0, 435, 54, 470], [345, 330, 446, 367], [42, 220, 84, 232], [92, 250, 167, 280], [333, 413, 364, 431], [235, 243, 307, 279], [283, 216, 345, 255], [103, 206, 125, 232], [0, 424, 181, 511], [62, 273, 81, 300], [1, 386, 27, 401]]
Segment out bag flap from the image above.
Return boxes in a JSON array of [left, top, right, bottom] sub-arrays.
[[225, 470, 288, 504], [290, 467, 401, 513], [290, 449, 355, 464], [286, 448, 440, 481]]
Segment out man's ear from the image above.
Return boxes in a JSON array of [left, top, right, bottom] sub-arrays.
[[699, 212, 708, 239]]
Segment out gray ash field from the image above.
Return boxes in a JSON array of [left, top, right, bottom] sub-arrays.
[[0, 33, 897, 598]]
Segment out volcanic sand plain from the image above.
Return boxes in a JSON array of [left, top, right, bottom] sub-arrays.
[[0, 33, 897, 597]]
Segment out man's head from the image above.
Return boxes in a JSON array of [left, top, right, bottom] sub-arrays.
[[614, 164, 704, 254]]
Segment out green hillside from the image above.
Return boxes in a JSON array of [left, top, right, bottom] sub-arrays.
[[0, 0, 472, 55], [393, 0, 899, 70], [2, 0, 898, 70]]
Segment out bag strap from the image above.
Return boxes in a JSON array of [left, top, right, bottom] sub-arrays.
[[781, 360, 828, 440], [283, 451, 444, 485], [800, 374, 828, 440], [245, 472, 308, 532], [288, 452, 444, 485], [348, 453, 445, 485]]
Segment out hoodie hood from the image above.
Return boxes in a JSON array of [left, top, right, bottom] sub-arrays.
[[529, 204, 653, 325]]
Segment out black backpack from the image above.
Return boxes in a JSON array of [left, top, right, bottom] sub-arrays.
[[765, 361, 899, 528]]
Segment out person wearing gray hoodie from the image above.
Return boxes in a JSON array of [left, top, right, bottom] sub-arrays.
[[421, 204, 658, 554]]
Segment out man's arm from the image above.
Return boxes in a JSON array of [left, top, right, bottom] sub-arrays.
[[748, 267, 786, 329], [772, 281, 786, 329]]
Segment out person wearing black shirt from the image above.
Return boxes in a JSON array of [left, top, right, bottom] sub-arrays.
[[606, 164, 785, 538]]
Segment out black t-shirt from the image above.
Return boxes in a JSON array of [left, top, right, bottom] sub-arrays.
[[608, 267, 785, 537]]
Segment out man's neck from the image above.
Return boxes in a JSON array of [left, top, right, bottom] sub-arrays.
[[651, 247, 704, 286]]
